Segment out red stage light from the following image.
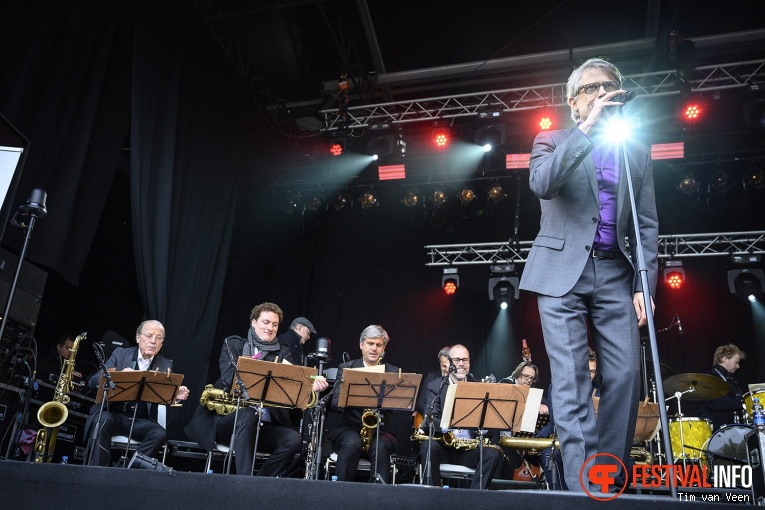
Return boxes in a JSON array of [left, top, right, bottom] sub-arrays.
[[684, 104, 702, 121], [539, 117, 552, 130], [443, 279, 458, 295], [330, 142, 343, 156], [432, 127, 451, 150], [666, 271, 685, 289]]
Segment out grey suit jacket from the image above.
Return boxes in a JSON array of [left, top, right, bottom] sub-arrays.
[[519, 126, 658, 298]]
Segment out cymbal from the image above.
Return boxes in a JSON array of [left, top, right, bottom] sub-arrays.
[[663, 373, 730, 400]]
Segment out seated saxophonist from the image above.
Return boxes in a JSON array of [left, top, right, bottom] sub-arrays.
[[86, 320, 190, 466], [185, 302, 328, 476], [418, 344, 503, 489], [329, 325, 398, 483]]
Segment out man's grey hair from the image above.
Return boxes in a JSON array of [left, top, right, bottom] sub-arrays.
[[437, 346, 451, 361], [566, 57, 623, 122], [359, 325, 389, 344], [136, 320, 165, 336]]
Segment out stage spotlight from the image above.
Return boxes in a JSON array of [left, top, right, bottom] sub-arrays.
[[402, 188, 422, 208], [128, 452, 172, 472], [459, 186, 476, 205], [431, 123, 452, 150], [329, 191, 352, 211], [432, 187, 448, 207], [677, 173, 698, 195], [487, 183, 505, 203], [360, 189, 378, 209], [476, 124, 505, 152], [727, 254, 765, 302], [709, 170, 735, 194], [367, 134, 394, 161], [488, 264, 520, 310], [442, 267, 459, 295], [330, 142, 344, 157], [539, 117, 552, 130], [744, 165, 765, 190], [683, 103, 702, 121], [281, 192, 302, 215], [663, 260, 685, 290], [304, 193, 325, 213]]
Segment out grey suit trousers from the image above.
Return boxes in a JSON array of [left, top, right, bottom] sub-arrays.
[[536, 254, 640, 492]]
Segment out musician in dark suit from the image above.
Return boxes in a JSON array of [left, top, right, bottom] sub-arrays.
[[519, 57, 658, 491], [185, 303, 328, 476], [277, 316, 317, 367], [329, 324, 398, 483], [419, 344, 503, 489], [415, 346, 451, 415], [699, 344, 746, 431], [86, 320, 190, 466]]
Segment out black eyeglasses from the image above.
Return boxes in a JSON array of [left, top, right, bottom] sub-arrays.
[[452, 357, 470, 364], [578, 81, 620, 95]]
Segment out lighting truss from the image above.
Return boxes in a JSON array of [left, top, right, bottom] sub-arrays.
[[321, 60, 765, 131], [425, 231, 765, 266]]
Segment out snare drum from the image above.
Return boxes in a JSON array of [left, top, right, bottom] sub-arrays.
[[705, 424, 753, 484], [743, 391, 765, 423], [669, 417, 712, 461]]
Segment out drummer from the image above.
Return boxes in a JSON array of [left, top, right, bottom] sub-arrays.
[[698, 344, 746, 431]]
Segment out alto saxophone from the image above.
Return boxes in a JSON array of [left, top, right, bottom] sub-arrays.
[[34, 332, 85, 462], [359, 352, 384, 454]]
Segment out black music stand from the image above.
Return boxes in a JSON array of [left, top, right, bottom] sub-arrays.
[[338, 368, 421, 483], [442, 382, 534, 489], [235, 357, 318, 475], [94, 369, 183, 467]]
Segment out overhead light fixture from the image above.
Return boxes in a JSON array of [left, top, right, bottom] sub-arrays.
[[538, 116, 553, 130], [459, 186, 476, 205], [744, 165, 765, 190], [727, 254, 765, 303], [488, 264, 520, 311], [487, 183, 505, 203], [709, 170, 735, 194], [431, 122, 452, 150], [367, 134, 395, 161], [329, 191, 352, 212], [432, 187, 448, 207], [442, 267, 459, 295], [402, 188, 422, 208], [281, 192, 302, 215], [360, 189, 378, 209], [677, 173, 698, 195], [303, 193, 325, 213], [475, 124, 506, 153], [663, 260, 685, 290]]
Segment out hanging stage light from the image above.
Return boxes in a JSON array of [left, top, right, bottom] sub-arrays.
[[431, 122, 452, 150], [329, 191, 352, 211], [475, 124, 505, 152], [442, 267, 459, 295], [432, 187, 448, 207], [709, 170, 735, 194], [677, 173, 698, 195], [538, 116, 552, 131], [402, 188, 422, 208], [488, 264, 520, 311], [663, 260, 685, 290], [360, 189, 379, 209], [727, 254, 765, 303], [459, 186, 476, 205], [745, 165, 765, 190], [303, 193, 325, 213], [487, 183, 505, 203], [281, 192, 302, 215]]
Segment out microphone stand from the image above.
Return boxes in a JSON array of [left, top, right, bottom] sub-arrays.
[[615, 105, 676, 498], [224, 341, 250, 475], [422, 374, 450, 486], [86, 346, 116, 466]]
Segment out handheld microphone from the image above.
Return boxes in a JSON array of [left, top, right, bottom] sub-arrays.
[[676, 316, 684, 336], [613, 90, 636, 104], [445, 354, 457, 374]]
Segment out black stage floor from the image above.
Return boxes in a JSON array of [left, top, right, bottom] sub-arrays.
[[0, 460, 752, 510]]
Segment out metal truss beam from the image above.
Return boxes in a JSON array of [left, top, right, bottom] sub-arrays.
[[323, 60, 765, 131], [425, 231, 765, 267]]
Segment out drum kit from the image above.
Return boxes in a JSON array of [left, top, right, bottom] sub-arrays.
[[658, 372, 757, 480]]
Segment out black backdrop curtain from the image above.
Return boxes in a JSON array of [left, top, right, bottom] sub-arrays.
[[0, 1, 133, 284]]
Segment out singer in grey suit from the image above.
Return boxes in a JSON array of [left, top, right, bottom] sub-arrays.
[[519, 58, 658, 492]]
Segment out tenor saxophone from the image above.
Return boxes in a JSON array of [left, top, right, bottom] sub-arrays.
[[34, 332, 85, 462], [359, 352, 384, 454]]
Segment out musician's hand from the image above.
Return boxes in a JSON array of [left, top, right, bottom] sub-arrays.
[[72, 370, 83, 378], [176, 385, 190, 401], [312, 376, 329, 392], [539, 403, 549, 415]]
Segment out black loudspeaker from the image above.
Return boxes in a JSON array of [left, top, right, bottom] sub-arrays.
[[746, 429, 765, 505], [0, 247, 47, 329]]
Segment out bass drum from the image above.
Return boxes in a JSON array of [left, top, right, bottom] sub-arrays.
[[704, 424, 753, 475]]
